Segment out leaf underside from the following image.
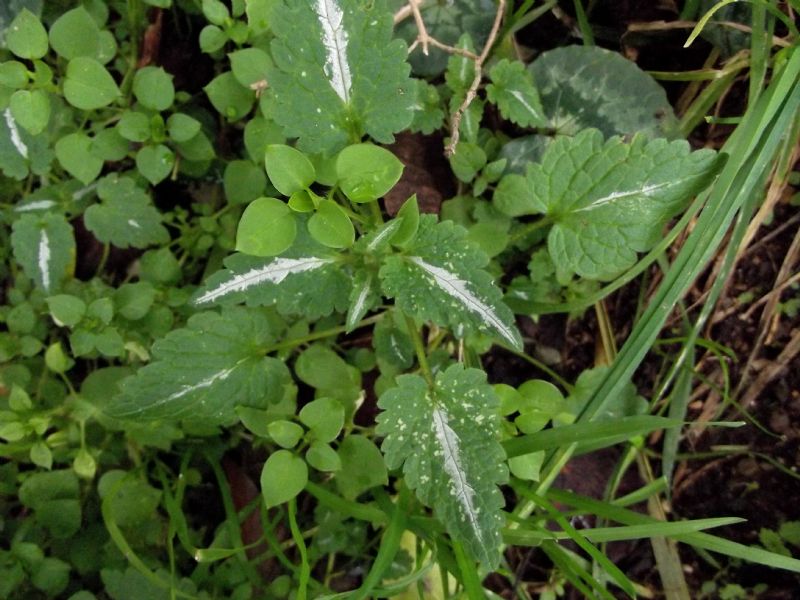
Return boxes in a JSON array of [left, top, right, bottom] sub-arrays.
[[377, 364, 508, 568]]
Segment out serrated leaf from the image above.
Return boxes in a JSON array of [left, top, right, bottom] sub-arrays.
[[106, 307, 291, 424], [380, 215, 521, 349], [193, 226, 351, 318], [345, 270, 378, 331], [531, 45, 680, 139], [268, 0, 414, 155], [10, 212, 74, 293], [409, 79, 444, 134], [83, 175, 169, 248], [376, 364, 507, 568], [486, 59, 547, 128], [493, 129, 720, 280]]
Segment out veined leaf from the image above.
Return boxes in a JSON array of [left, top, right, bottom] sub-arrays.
[[10, 212, 74, 293], [376, 364, 508, 568], [486, 59, 547, 128], [268, 0, 414, 155], [493, 129, 720, 280], [83, 175, 169, 248], [0, 106, 52, 180], [380, 215, 521, 349], [106, 307, 292, 424], [193, 225, 351, 318]]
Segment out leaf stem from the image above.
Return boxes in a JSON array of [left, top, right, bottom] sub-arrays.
[[262, 313, 384, 355], [287, 499, 310, 600], [404, 314, 434, 386]]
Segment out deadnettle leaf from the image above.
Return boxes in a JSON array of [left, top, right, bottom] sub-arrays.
[[493, 129, 720, 280], [486, 59, 547, 129], [379, 215, 522, 349], [0, 106, 53, 180], [107, 307, 292, 424], [10, 212, 74, 294], [376, 364, 508, 568], [83, 175, 169, 248], [409, 79, 444, 135], [193, 224, 351, 318], [268, 0, 414, 155], [531, 45, 680, 139]]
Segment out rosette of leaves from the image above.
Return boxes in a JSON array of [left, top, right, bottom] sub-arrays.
[[268, 0, 415, 155]]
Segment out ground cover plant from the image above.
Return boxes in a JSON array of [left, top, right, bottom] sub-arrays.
[[1, 0, 799, 597]]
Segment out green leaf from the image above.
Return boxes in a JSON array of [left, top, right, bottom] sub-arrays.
[[83, 175, 169, 248], [449, 142, 486, 183], [267, 420, 305, 449], [390, 195, 419, 248], [6, 9, 48, 59], [166, 112, 201, 142], [336, 143, 403, 203], [531, 45, 680, 139], [10, 212, 74, 293], [224, 160, 266, 205], [198, 24, 227, 53], [118, 110, 151, 142], [63, 57, 121, 110], [55, 133, 103, 184], [268, 0, 414, 155], [308, 199, 354, 248], [299, 397, 344, 443], [135, 144, 174, 184], [409, 79, 444, 134], [486, 59, 547, 128], [193, 227, 351, 318], [114, 282, 156, 320], [376, 364, 508, 568], [236, 197, 297, 256], [204, 71, 253, 121], [10, 89, 50, 135], [0, 60, 29, 87], [230, 47, 272, 87], [90, 127, 128, 161], [133, 66, 175, 111], [107, 307, 291, 424], [335, 434, 387, 500], [493, 129, 720, 280], [47, 294, 86, 327], [306, 441, 341, 472], [48, 7, 99, 59], [265, 144, 315, 196], [380, 215, 521, 349], [261, 450, 308, 508]]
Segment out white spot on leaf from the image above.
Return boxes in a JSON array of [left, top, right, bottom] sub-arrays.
[[127, 219, 141, 229], [194, 257, 333, 304], [15, 200, 56, 212], [314, 0, 352, 103]]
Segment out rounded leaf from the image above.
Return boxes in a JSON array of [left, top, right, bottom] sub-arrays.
[[48, 7, 99, 60], [267, 420, 304, 449], [55, 133, 103, 185], [7, 9, 49, 60], [298, 398, 344, 443], [167, 113, 201, 142], [235, 197, 297, 257], [308, 200, 354, 248], [10, 90, 50, 135], [133, 66, 175, 111], [305, 441, 341, 472], [64, 57, 121, 110], [260, 450, 307, 508], [135, 144, 174, 185], [265, 144, 315, 196], [336, 144, 403, 203], [224, 160, 266, 205]]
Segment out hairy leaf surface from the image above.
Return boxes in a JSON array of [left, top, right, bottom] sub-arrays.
[[376, 364, 507, 568], [380, 215, 521, 349], [107, 307, 291, 424], [486, 59, 547, 128], [268, 0, 414, 154], [11, 212, 74, 293], [494, 129, 720, 280]]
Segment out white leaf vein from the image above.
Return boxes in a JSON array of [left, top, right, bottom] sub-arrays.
[[314, 0, 352, 103]]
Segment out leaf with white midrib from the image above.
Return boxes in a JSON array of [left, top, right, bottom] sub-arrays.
[[379, 216, 522, 350], [377, 364, 508, 568], [106, 307, 293, 424], [315, 0, 351, 103], [10, 212, 74, 294]]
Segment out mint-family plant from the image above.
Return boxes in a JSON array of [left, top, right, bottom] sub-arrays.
[[1, 0, 799, 597]]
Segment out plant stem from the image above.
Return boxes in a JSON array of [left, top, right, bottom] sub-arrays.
[[287, 499, 310, 600], [262, 313, 384, 355], [404, 314, 434, 386]]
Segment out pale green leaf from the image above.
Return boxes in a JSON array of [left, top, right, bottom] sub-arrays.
[[336, 143, 403, 203], [236, 196, 297, 256], [531, 45, 680, 139], [6, 8, 48, 59], [376, 364, 508, 568], [83, 175, 169, 248], [486, 59, 547, 128], [265, 144, 315, 196], [135, 144, 175, 184], [48, 7, 99, 59], [494, 129, 720, 280], [10, 89, 50, 135], [63, 57, 121, 110], [261, 450, 308, 507], [308, 199, 354, 248], [379, 215, 521, 349], [204, 71, 254, 121], [133, 66, 175, 111], [10, 212, 74, 293], [55, 132, 103, 184], [268, 0, 414, 155], [106, 307, 292, 424]]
